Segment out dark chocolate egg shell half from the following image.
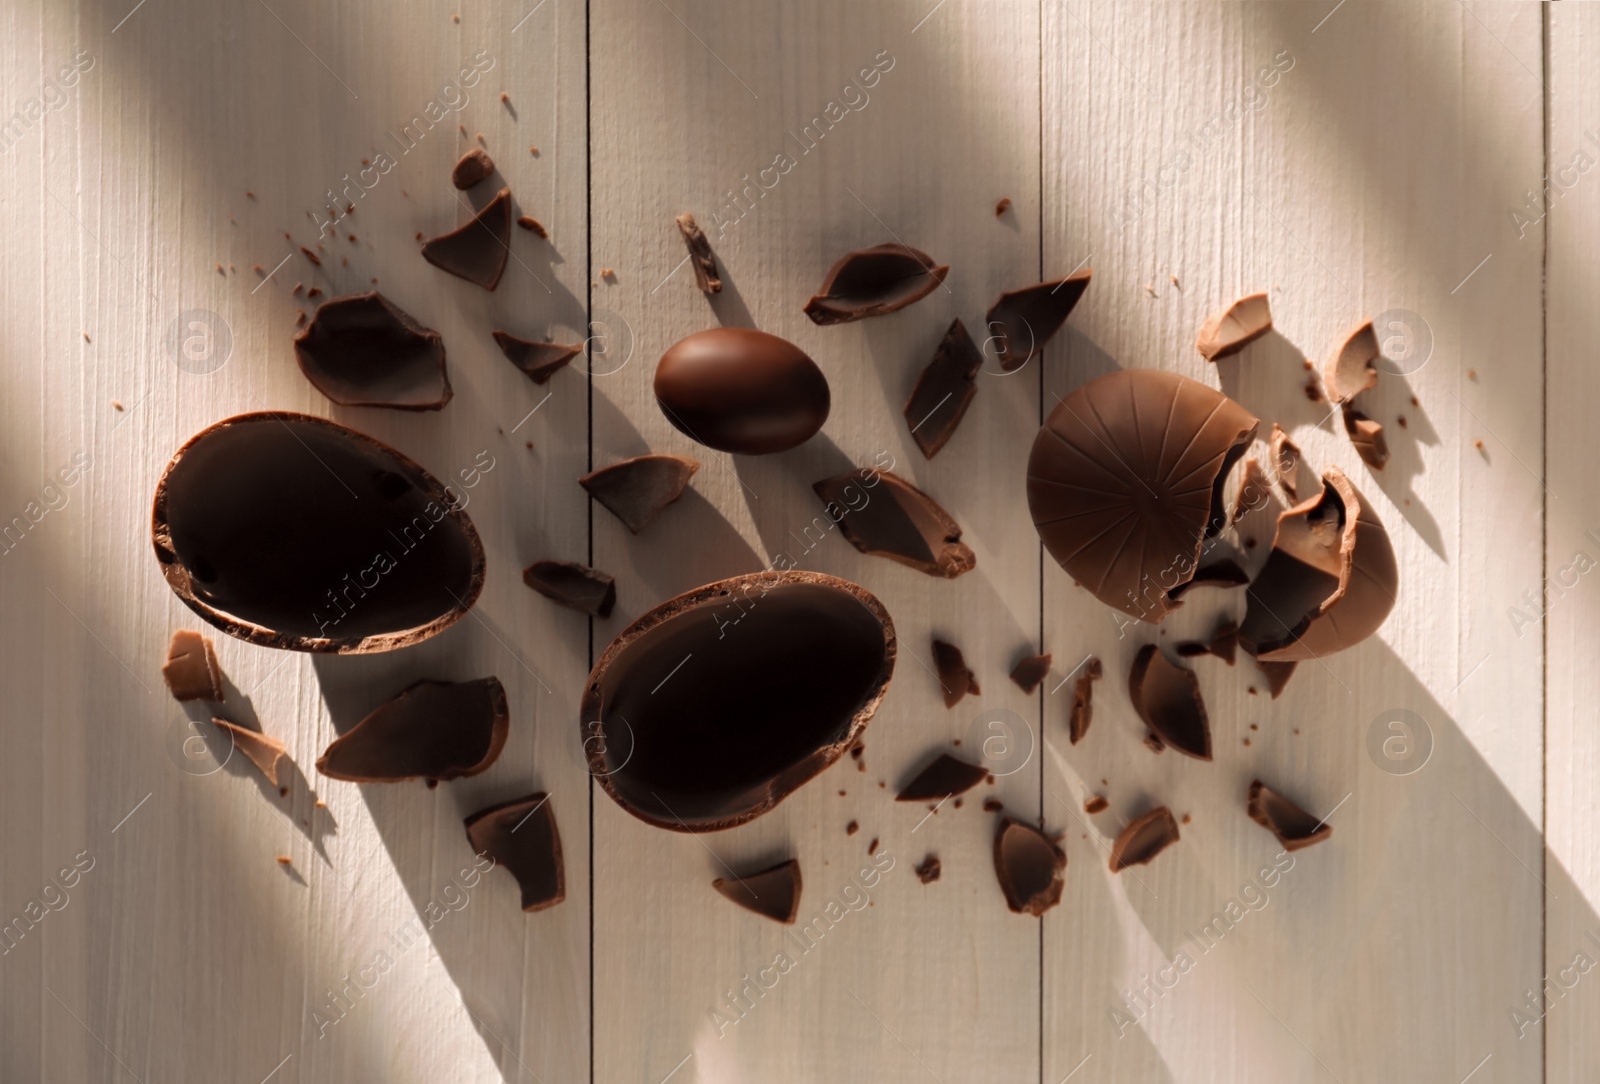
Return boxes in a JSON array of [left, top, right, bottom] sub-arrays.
[[152, 412, 486, 653], [582, 570, 896, 832], [1027, 369, 1258, 623]]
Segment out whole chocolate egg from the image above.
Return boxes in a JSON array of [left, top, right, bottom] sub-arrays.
[[653, 328, 830, 454]]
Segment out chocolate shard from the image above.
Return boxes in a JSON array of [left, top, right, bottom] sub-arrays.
[[804, 243, 948, 325], [162, 629, 225, 701], [1240, 467, 1398, 660], [152, 413, 485, 653], [1128, 645, 1211, 760], [1270, 423, 1301, 500], [931, 639, 979, 708], [580, 454, 700, 533], [1208, 618, 1240, 666], [1231, 456, 1276, 525], [1324, 320, 1380, 403], [1166, 558, 1251, 601], [492, 331, 582, 385], [813, 469, 975, 578], [993, 817, 1066, 915], [896, 752, 986, 801], [293, 292, 451, 410], [523, 560, 616, 618], [465, 794, 565, 912], [421, 186, 513, 290], [517, 215, 548, 238], [1197, 292, 1272, 360], [985, 271, 1092, 371], [1109, 806, 1180, 872], [1009, 652, 1052, 695], [1342, 404, 1390, 470], [214, 718, 287, 787], [905, 319, 983, 458], [1247, 780, 1331, 851], [1257, 660, 1297, 698], [674, 212, 722, 294], [654, 328, 830, 454], [713, 859, 802, 923], [451, 147, 495, 189], [316, 678, 509, 782], [913, 855, 942, 884], [583, 571, 896, 831], [1068, 657, 1102, 745], [1027, 370, 1258, 622]]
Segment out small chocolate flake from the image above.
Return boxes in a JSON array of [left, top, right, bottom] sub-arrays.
[[995, 197, 1012, 216], [1109, 807, 1180, 872], [1009, 652, 1052, 694], [1247, 780, 1331, 851], [914, 855, 942, 884], [277, 855, 292, 865], [674, 212, 722, 294], [300, 246, 321, 266], [897, 753, 986, 802], [994, 818, 1065, 915], [161, 629, 225, 702], [1084, 795, 1108, 814], [846, 820, 859, 836], [213, 718, 287, 787], [1068, 657, 1103, 745], [451, 148, 495, 190], [1197, 292, 1272, 360], [983, 798, 1004, 813], [712, 859, 802, 924], [868, 837, 880, 856], [516, 215, 549, 238], [931, 640, 979, 708]]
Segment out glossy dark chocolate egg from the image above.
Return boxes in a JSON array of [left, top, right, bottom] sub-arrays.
[[653, 328, 830, 454]]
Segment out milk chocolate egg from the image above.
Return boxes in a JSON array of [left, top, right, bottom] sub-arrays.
[[653, 328, 829, 454]]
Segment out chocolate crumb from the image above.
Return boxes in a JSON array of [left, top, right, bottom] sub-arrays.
[[306, 287, 322, 299], [914, 855, 942, 884], [1410, 395, 1420, 407], [517, 215, 549, 237], [867, 837, 880, 856], [1084, 795, 1108, 814], [279, 786, 289, 797], [1304, 380, 1322, 402], [1181, 814, 1191, 825], [300, 246, 321, 266], [246, 191, 256, 200], [426, 779, 439, 789], [995, 197, 1011, 216], [983, 798, 1004, 813], [846, 820, 859, 836], [112, 400, 123, 411], [276, 855, 291, 865]]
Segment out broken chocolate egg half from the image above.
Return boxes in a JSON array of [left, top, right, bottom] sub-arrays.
[[653, 327, 830, 454], [582, 570, 896, 832], [152, 412, 485, 652], [1027, 369, 1258, 622]]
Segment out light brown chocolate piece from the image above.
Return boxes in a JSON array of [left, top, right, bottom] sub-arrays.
[[580, 455, 700, 533], [1009, 652, 1051, 694], [804, 243, 947, 325], [1270, 423, 1301, 500], [465, 794, 565, 912], [1342, 404, 1390, 470], [897, 752, 986, 801], [214, 718, 287, 787], [451, 148, 495, 189], [675, 212, 722, 294], [814, 470, 975, 579], [1128, 646, 1211, 760], [1324, 320, 1380, 403], [162, 629, 225, 701], [713, 859, 802, 923], [1069, 657, 1102, 745], [985, 271, 1092, 371], [1110, 806, 1180, 871], [932, 640, 979, 707], [993, 817, 1065, 915], [492, 332, 581, 385], [1084, 795, 1108, 814], [1247, 780, 1331, 851], [1197, 292, 1272, 360]]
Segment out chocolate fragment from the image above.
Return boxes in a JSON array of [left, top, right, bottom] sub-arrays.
[[1257, 660, 1297, 698], [1128, 646, 1211, 760], [465, 794, 565, 913], [1231, 456, 1275, 525], [582, 571, 895, 831], [1110, 807, 1180, 871], [913, 855, 942, 884], [1208, 618, 1239, 665], [1084, 795, 1108, 814], [813, 470, 975, 578], [1143, 732, 1165, 754], [712, 859, 802, 923], [1009, 652, 1052, 694], [995, 197, 1012, 216], [293, 292, 450, 410], [804, 243, 947, 325], [162, 629, 225, 701], [1342, 404, 1389, 470], [317, 678, 509, 782], [152, 413, 485, 653], [1167, 559, 1250, 601], [1240, 468, 1398, 660], [1247, 780, 1331, 851], [516, 215, 548, 237], [580, 454, 700, 533], [421, 186, 513, 290], [983, 797, 1004, 813], [896, 752, 986, 801], [1197, 292, 1272, 360], [654, 328, 830, 454], [1028, 370, 1258, 622], [1068, 657, 1102, 745], [523, 560, 616, 618], [985, 271, 1092, 371], [931, 639, 979, 707], [846, 820, 859, 835], [904, 319, 982, 458], [492, 331, 581, 385], [674, 212, 722, 294], [1324, 320, 1379, 403], [214, 718, 287, 787], [993, 817, 1066, 915], [1270, 424, 1301, 500], [451, 147, 495, 189]]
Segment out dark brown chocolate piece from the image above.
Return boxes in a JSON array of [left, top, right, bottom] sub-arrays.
[[523, 560, 616, 618], [904, 319, 982, 458], [492, 331, 581, 385], [451, 147, 495, 189], [152, 413, 485, 653], [1240, 468, 1398, 660], [804, 243, 947, 325], [1143, 732, 1166, 754], [1324, 320, 1379, 403], [654, 328, 830, 454], [1068, 657, 1102, 745], [1247, 780, 1331, 851], [582, 571, 895, 832], [985, 271, 1091, 371], [465, 794, 565, 913], [931, 639, 979, 707], [1197, 292, 1272, 360], [1009, 652, 1051, 694], [421, 186, 513, 290], [1208, 618, 1239, 665], [1084, 795, 1109, 814], [813, 470, 975, 578], [1175, 641, 1208, 658], [1257, 660, 1297, 698], [293, 292, 450, 410], [1270, 423, 1301, 500], [1128, 646, 1211, 760], [516, 215, 548, 238], [896, 752, 986, 801], [1342, 404, 1389, 470], [993, 817, 1066, 915], [162, 629, 225, 701], [1109, 806, 1180, 871], [317, 678, 509, 782], [580, 454, 700, 533], [1027, 370, 1258, 622], [214, 718, 287, 787], [983, 797, 1004, 813], [913, 855, 942, 884], [713, 859, 802, 923], [674, 212, 722, 294]]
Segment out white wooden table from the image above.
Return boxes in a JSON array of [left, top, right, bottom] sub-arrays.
[[0, 2, 1584, 1081]]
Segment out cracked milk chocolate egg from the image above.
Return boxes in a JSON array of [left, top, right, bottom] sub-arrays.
[[582, 571, 895, 831], [152, 412, 485, 652], [1027, 369, 1258, 623], [654, 328, 830, 455]]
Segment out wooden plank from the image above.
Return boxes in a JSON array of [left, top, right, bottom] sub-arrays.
[[1039, 3, 1545, 1081], [586, 1, 1043, 1080]]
